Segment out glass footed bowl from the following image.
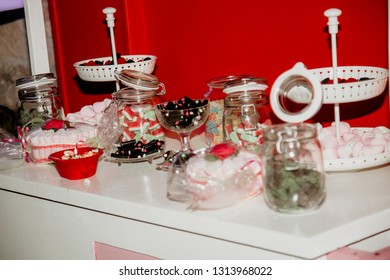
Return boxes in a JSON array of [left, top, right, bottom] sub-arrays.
[[154, 97, 209, 171], [155, 98, 209, 135]]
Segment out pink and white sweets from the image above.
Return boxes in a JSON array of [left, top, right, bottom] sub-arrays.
[[318, 122, 390, 160], [66, 98, 112, 126], [185, 146, 263, 210], [25, 124, 98, 164]]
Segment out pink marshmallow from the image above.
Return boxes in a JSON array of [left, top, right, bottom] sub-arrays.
[[345, 135, 362, 146], [92, 101, 106, 114], [320, 126, 336, 137], [362, 132, 375, 145], [321, 135, 339, 149], [104, 98, 112, 108], [370, 137, 387, 146], [373, 126, 388, 134], [385, 142, 390, 153], [352, 141, 364, 158], [337, 145, 352, 159], [323, 148, 338, 160], [342, 132, 357, 142], [362, 145, 384, 156], [80, 105, 96, 118], [331, 121, 350, 136], [352, 129, 364, 136], [95, 113, 104, 124]]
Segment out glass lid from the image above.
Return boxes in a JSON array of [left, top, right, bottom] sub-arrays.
[[115, 69, 160, 90], [270, 62, 323, 123], [223, 77, 268, 94]]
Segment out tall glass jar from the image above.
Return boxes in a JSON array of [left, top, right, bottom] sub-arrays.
[[204, 75, 255, 147], [16, 73, 63, 128], [107, 87, 166, 162], [223, 77, 271, 153], [261, 123, 325, 214]]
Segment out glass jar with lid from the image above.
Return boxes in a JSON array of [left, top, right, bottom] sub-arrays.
[[261, 123, 325, 213], [105, 70, 166, 162], [16, 73, 64, 128], [204, 75, 255, 147], [223, 77, 272, 153]]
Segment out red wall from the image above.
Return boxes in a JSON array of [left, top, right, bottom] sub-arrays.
[[49, 0, 389, 127]]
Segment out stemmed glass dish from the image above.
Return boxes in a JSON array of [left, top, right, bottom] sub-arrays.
[[155, 97, 209, 154], [154, 97, 209, 202]]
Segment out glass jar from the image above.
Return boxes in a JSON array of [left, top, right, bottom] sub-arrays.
[[108, 86, 166, 162], [204, 75, 255, 147], [16, 73, 63, 128], [223, 77, 271, 153], [261, 123, 325, 214]]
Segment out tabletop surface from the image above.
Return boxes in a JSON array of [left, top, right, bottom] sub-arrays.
[[1, 134, 389, 259]]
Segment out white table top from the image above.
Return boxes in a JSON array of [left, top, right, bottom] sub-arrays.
[[1, 133, 389, 259]]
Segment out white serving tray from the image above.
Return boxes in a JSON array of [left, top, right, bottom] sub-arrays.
[[324, 127, 390, 172], [310, 66, 388, 104], [74, 55, 156, 82]]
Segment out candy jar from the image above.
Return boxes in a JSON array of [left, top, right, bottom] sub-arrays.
[[262, 62, 326, 214], [261, 123, 325, 213], [223, 77, 272, 153], [106, 70, 166, 162], [16, 73, 64, 128], [204, 75, 255, 147]]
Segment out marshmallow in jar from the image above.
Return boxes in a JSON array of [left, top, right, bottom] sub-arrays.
[[263, 62, 326, 214]]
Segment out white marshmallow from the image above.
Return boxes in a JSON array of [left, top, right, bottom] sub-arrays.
[[92, 101, 106, 114], [337, 145, 352, 159], [352, 141, 364, 158], [352, 129, 365, 136], [332, 121, 350, 136], [362, 132, 375, 145], [104, 98, 112, 108], [323, 148, 338, 160], [66, 112, 82, 123], [373, 126, 389, 134], [362, 145, 384, 156], [80, 105, 96, 118], [370, 137, 387, 146], [319, 126, 336, 139], [321, 135, 339, 149]]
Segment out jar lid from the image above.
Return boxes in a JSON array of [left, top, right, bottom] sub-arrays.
[[115, 69, 160, 90], [206, 75, 256, 90], [270, 62, 323, 123], [16, 73, 56, 90], [223, 77, 268, 94], [114, 87, 160, 101]]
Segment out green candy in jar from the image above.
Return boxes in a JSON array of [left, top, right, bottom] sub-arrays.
[[261, 123, 326, 213]]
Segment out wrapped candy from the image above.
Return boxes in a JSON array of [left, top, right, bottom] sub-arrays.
[[185, 143, 263, 210]]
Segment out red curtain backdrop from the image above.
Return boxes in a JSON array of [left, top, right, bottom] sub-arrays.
[[48, 0, 389, 127]]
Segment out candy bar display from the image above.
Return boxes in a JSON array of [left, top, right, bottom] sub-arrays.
[[222, 77, 272, 154]]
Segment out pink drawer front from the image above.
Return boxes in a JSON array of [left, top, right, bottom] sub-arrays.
[[327, 246, 390, 260]]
